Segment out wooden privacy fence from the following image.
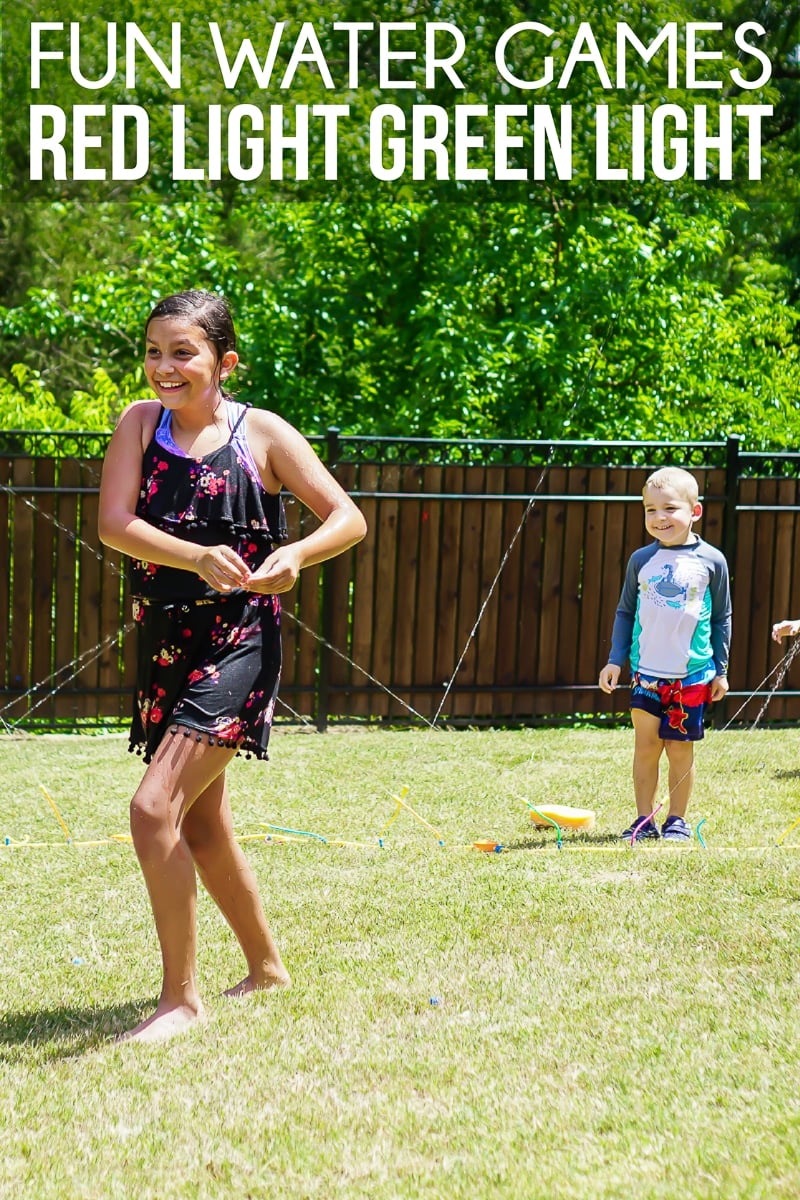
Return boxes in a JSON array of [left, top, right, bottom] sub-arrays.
[[1, 432, 800, 729]]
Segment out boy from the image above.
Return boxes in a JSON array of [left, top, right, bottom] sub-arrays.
[[598, 467, 731, 841]]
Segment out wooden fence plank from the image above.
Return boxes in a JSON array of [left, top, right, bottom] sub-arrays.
[[326, 461, 357, 704], [597, 469, 629, 717], [392, 466, 423, 715], [98, 541, 127, 718], [537, 468, 567, 716], [349, 463, 379, 718], [77, 470, 102, 719], [9, 460, 35, 715], [412, 467, 443, 718], [701, 468, 725, 549], [515, 470, 544, 719], [493, 468, 526, 718], [730, 477, 757, 720], [748, 477, 779, 723], [0, 459, 11, 693], [53, 459, 80, 721], [30, 458, 56, 725], [556, 468, 588, 704], [433, 467, 465, 718], [370, 465, 401, 717], [622, 469, 649, 562], [575, 467, 609, 714], [452, 468, 486, 717], [473, 467, 505, 718]]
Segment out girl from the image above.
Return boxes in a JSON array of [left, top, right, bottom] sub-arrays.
[[98, 290, 366, 1042]]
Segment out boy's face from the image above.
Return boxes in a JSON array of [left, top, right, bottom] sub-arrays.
[[642, 483, 701, 546]]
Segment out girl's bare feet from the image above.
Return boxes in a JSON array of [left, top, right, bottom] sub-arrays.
[[224, 969, 291, 998], [115, 1000, 205, 1044]]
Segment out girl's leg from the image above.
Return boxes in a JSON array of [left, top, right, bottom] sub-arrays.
[[663, 739, 695, 818], [631, 708, 664, 814], [121, 734, 238, 1043], [182, 773, 290, 996]]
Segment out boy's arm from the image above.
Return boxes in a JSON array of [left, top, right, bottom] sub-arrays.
[[709, 552, 732, 678]]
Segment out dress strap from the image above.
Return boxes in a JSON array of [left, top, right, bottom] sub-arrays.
[[227, 401, 251, 442]]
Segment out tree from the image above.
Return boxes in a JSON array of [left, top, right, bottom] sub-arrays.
[[1, 1, 798, 444]]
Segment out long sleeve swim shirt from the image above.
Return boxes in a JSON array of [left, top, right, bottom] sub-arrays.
[[608, 537, 731, 680]]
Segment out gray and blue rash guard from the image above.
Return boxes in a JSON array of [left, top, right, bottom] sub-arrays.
[[608, 538, 731, 681]]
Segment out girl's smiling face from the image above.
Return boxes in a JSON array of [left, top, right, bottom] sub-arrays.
[[144, 317, 237, 409]]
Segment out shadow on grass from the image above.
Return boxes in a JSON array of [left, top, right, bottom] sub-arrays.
[[0, 1001, 153, 1058]]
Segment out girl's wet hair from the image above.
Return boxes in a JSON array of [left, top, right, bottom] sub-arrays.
[[145, 290, 237, 363]]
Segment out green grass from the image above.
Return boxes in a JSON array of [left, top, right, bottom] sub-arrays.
[[1, 726, 799, 1199]]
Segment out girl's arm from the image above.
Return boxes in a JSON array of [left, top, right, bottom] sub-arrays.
[[97, 402, 251, 592], [772, 619, 800, 642], [245, 411, 367, 595]]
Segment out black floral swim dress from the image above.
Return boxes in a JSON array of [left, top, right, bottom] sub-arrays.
[[128, 401, 287, 763]]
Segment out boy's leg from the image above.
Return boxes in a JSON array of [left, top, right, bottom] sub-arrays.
[[182, 773, 290, 996], [631, 707, 664, 814], [663, 739, 694, 818]]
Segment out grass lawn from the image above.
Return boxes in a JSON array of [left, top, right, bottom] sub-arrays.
[[1, 724, 799, 1199]]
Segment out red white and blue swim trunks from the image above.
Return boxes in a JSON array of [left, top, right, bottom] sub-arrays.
[[630, 674, 713, 741]]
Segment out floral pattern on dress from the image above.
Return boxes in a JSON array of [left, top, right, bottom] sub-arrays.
[[130, 592, 282, 763], [133, 560, 160, 582], [209, 715, 247, 742], [129, 415, 285, 763], [239, 540, 262, 570], [138, 684, 167, 730], [140, 459, 170, 505], [129, 429, 287, 604], [154, 645, 183, 667], [187, 664, 220, 686], [196, 467, 230, 497]]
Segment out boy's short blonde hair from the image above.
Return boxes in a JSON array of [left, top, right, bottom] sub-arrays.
[[642, 467, 699, 506]]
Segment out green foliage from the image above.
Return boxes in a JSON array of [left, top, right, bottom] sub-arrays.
[[0, 361, 149, 431], [0, 1, 798, 446], [4, 195, 798, 446]]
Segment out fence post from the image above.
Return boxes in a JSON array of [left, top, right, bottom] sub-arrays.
[[723, 434, 740, 572], [315, 428, 341, 732]]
